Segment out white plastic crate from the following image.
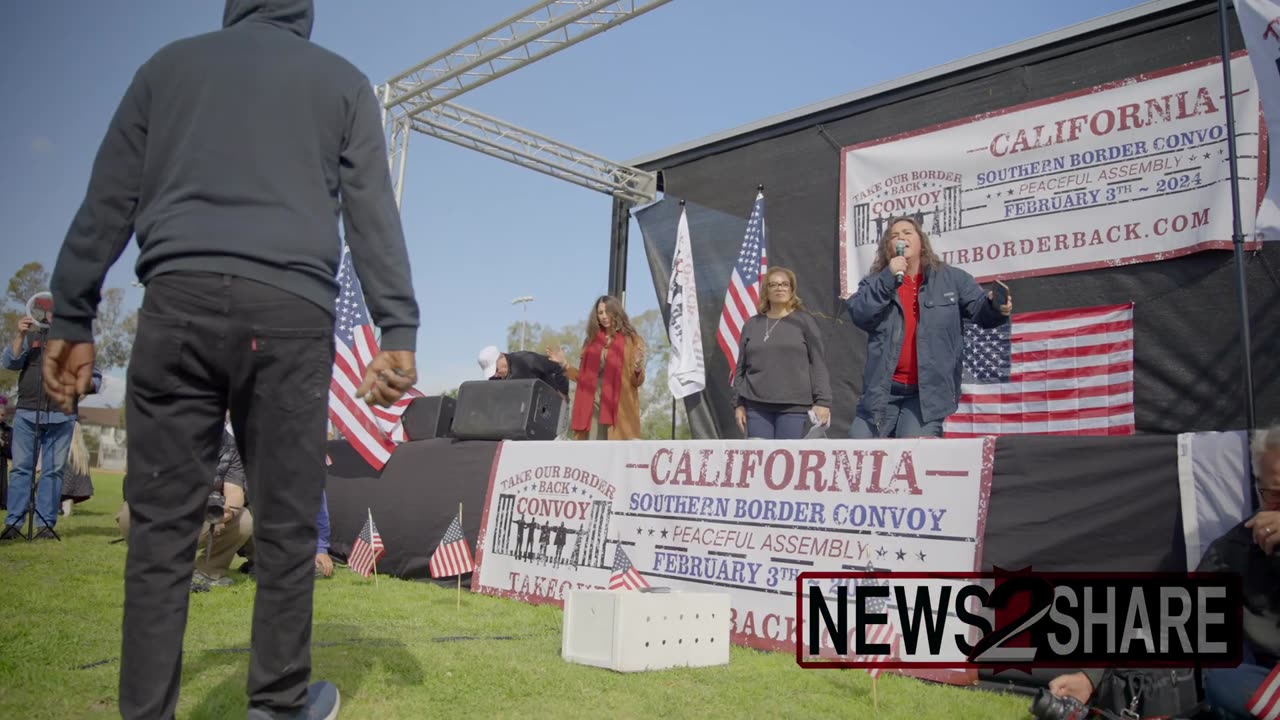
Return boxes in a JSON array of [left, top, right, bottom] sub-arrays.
[[561, 590, 731, 673]]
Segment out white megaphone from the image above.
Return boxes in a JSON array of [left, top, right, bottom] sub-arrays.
[[26, 292, 53, 330]]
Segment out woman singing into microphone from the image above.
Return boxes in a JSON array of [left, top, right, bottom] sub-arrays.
[[846, 216, 1011, 439], [732, 267, 832, 439]]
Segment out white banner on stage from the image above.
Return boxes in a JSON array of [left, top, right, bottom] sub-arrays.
[[1177, 430, 1255, 569], [1237, 0, 1280, 242], [472, 437, 994, 681], [839, 54, 1263, 296]]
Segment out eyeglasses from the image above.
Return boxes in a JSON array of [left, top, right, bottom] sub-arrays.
[[767, 282, 791, 289]]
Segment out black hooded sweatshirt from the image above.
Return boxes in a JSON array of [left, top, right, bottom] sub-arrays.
[[50, 0, 419, 351]]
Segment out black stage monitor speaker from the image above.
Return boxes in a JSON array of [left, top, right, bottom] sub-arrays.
[[402, 396, 456, 441], [452, 379, 561, 441]]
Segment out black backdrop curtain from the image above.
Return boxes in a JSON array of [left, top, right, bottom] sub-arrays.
[[634, 5, 1279, 440]]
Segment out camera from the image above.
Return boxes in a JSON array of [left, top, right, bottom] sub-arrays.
[[1029, 688, 1090, 720], [206, 491, 226, 524]]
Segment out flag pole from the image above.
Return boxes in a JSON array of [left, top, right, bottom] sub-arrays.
[[369, 508, 379, 587], [1217, 0, 1257, 432], [671, 198, 687, 442], [457, 502, 463, 611]]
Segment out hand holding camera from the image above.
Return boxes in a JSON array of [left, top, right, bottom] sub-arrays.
[[1029, 687, 1090, 720]]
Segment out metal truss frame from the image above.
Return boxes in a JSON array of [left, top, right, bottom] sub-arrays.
[[379, 0, 669, 206], [382, 0, 671, 115]]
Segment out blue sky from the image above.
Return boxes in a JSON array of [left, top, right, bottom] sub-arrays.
[[0, 0, 1146, 405]]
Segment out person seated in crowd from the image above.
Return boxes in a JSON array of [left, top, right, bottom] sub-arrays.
[[547, 295, 646, 440], [118, 423, 252, 592], [845, 216, 1010, 438], [1047, 425, 1280, 719], [477, 345, 570, 398], [2, 313, 102, 539], [730, 266, 832, 439]]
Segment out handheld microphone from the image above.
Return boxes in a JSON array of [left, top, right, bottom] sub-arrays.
[[894, 241, 906, 284]]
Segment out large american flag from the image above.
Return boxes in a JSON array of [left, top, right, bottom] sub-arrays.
[[942, 303, 1135, 437], [329, 245, 420, 470], [1248, 665, 1280, 720], [429, 514, 475, 579], [349, 509, 385, 578], [608, 546, 650, 591], [716, 191, 768, 383]]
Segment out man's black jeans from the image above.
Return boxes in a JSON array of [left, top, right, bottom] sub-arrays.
[[120, 272, 334, 719]]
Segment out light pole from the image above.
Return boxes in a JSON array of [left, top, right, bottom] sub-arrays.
[[511, 296, 534, 350]]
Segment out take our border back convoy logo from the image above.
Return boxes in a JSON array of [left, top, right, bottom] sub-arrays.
[[796, 569, 1244, 670]]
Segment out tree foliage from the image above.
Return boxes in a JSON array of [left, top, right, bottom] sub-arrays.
[[0, 262, 138, 398]]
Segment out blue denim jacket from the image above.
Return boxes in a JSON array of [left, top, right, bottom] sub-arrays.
[[845, 263, 1008, 430]]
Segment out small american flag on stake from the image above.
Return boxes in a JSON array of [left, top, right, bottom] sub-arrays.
[[349, 509, 385, 579], [717, 189, 768, 383], [608, 545, 650, 591], [1247, 665, 1280, 720], [429, 513, 475, 579], [943, 303, 1135, 437], [859, 568, 900, 680]]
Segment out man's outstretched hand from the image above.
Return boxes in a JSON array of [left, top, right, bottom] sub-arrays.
[[357, 350, 417, 407], [43, 340, 97, 414]]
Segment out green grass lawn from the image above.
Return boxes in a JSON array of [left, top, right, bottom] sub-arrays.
[[0, 471, 1036, 719]]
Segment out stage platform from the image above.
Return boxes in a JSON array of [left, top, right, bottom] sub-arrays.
[[323, 431, 1252, 688]]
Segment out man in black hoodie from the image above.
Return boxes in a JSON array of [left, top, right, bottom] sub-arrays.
[[40, 2, 420, 718]]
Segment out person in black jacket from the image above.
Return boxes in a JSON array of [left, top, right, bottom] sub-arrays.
[[478, 345, 570, 398], [39, 2, 420, 717]]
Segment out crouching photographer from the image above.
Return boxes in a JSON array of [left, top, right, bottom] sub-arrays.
[[117, 424, 253, 592]]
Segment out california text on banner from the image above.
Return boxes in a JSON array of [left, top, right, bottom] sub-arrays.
[[470, 437, 995, 686], [839, 53, 1265, 295]]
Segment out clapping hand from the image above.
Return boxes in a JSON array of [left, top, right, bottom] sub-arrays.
[[545, 346, 567, 367]]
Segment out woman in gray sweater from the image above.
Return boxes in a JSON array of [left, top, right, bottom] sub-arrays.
[[731, 267, 833, 439]]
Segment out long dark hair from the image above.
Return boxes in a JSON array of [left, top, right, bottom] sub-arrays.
[[584, 295, 640, 347], [868, 216, 943, 275]]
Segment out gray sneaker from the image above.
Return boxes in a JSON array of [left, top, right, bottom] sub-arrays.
[[246, 681, 340, 720]]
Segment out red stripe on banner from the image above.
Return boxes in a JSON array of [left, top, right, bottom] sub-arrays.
[[1011, 320, 1133, 344], [1010, 339, 1133, 364], [947, 403, 1134, 426], [1008, 360, 1133, 383], [959, 381, 1134, 405]]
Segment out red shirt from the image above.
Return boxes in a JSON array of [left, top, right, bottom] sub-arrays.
[[892, 274, 920, 385]]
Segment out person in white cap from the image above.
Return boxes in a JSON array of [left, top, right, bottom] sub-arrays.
[[477, 345, 569, 399]]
